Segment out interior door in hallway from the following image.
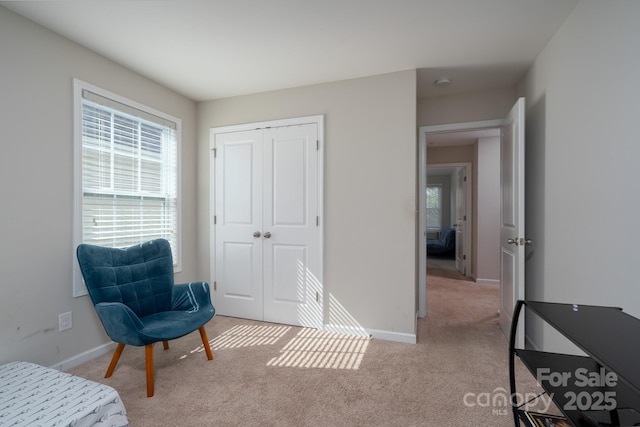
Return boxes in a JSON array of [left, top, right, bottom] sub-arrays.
[[454, 167, 466, 275], [211, 118, 323, 329], [499, 98, 526, 347]]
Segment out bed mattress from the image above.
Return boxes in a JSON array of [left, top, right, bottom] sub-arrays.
[[0, 361, 128, 427]]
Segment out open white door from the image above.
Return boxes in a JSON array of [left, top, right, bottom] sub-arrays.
[[499, 97, 526, 347], [454, 167, 466, 275]]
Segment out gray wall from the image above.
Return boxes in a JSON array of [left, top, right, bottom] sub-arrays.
[[197, 70, 418, 340], [517, 0, 640, 351], [476, 137, 500, 283], [0, 7, 198, 368]]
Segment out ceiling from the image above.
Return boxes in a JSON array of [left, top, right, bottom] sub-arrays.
[[2, 0, 579, 102]]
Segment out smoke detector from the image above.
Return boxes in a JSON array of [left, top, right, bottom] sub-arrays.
[[434, 77, 452, 87]]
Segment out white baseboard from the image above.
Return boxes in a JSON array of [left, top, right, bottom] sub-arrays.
[[475, 278, 500, 285], [323, 324, 416, 344], [367, 328, 416, 344], [50, 341, 116, 372], [323, 323, 371, 338]]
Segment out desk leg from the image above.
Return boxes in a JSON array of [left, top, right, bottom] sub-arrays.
[[509, 300, 525, 426]]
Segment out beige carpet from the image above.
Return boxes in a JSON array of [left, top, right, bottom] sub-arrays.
[[69, 271, 547, 426]]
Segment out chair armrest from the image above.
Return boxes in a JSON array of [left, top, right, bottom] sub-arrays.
[[172, 282, 213, 313], [94, 302, 146, 346]]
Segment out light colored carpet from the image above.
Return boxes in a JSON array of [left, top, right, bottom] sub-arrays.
[[69, 272, 547, 426]]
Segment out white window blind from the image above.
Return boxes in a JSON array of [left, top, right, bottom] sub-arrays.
[[426, 184, 442, 231], [73, 80, 181, 296]]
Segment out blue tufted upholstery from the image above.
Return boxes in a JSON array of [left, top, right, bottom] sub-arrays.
[[76, 239, 215, 396], [427, 227, 456, 256]]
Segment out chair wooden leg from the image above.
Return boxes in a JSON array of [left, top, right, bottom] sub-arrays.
[[162, 341, 169, 350], [105, 343, 125, 378], [199, 326, 214, 360], [145, 344, 154, 397]]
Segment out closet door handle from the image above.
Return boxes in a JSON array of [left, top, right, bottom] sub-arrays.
[[253, 231, 261, 238], [263, 232, 271, 239]]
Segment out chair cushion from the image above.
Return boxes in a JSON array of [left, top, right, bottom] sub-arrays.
[[138, 309, 215, 342]]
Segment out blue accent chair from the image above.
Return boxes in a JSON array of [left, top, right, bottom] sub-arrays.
[[427, 227, 456, 256], [76, 239, 215, 397]]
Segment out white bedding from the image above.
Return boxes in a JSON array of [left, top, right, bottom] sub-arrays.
[[0, 361, 128, 427]]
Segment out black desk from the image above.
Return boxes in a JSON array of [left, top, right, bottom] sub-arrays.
[[509, 300, 640, 426]]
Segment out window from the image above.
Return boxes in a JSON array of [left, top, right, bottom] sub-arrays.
[[426, 184, 442, 232], [73, 79, 181, 296]]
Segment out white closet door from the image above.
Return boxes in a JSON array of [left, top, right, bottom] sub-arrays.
[[262, 124, 321, 328], [214, 129, 264, 321], [212, 120, 322, 328]]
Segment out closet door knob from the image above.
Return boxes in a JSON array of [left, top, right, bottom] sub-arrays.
[[253, 231, 261, 238], [263, 232, 271, 239]]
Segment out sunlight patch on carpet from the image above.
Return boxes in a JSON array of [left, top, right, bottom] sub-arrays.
[[209, 324, 291, 350], [266, 328, 369, 370]]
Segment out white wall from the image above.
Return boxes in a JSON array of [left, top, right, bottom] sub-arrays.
[[197, 70, 418, 341], [0, 7, 198, 368], [476, 137, 500, 283], [517, 0, 640, 351]]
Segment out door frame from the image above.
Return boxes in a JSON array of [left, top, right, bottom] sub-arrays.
[[426, 163, 472, 276], [418, 120, 502, 317], [210, 115, 324, 324]]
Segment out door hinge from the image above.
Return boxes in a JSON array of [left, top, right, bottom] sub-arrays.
[[316, 216, 319, 226], [214, 215, 217, 225], [464, 176, 467, 182], [315, 291, 319, 302], [213, 281, 217, 291], [213, 148, 217, 158], [316, 140, 320, 151], [463, 215, 467, 221], [463, 254, 466, 260]]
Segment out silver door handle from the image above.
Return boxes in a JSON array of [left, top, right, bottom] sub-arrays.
[[263, 232, 271, 239], [253, 231, 261, 238], [507, 238, 533, 246]]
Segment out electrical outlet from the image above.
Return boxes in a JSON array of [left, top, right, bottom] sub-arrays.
[[59, 312, 72, 332]]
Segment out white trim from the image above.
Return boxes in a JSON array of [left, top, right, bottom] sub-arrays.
[[212, 115, 324, 135], [72, 78, 183, 297], [475, 278, 501, 286], [367, 328, 417, 344], [418, 119, 504, 318], [323, 324, 371, 338], [50, 341, 117, 372], [420, 119, 503, 134]]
